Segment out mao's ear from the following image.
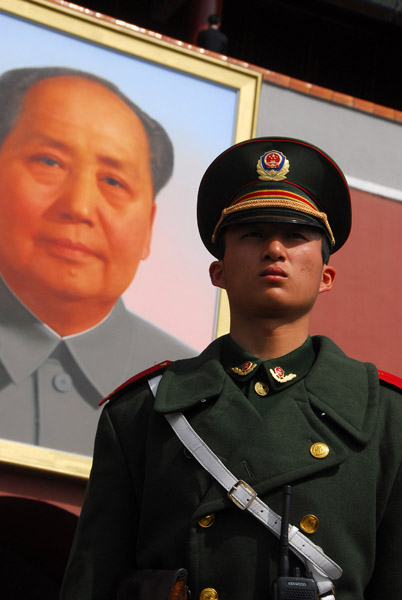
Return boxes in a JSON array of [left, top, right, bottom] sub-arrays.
[[209, 260, 226, 289], [319, 264, 336, 295], [141, 203, 157, 260]]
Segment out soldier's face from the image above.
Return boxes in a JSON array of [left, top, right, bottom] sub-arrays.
[[209, 222, 335, 321], [0, 76, 155, 305]]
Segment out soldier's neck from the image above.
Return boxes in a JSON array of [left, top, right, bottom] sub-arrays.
[[229, 314, 311, 361]]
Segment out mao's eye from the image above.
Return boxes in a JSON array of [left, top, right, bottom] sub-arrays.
[[35, 156, 61, 167], [27, 154, 65, 178], [103, 176, 124, 188]]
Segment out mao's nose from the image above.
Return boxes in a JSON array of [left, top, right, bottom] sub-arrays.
[[53, 170, 99, 226]]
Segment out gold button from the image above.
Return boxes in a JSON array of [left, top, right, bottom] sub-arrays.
[[310, 442, 329, 458], [198, 514, 215, 528], [300, 514, 319, 534], [254, 381, 269, 396], [200, 589, 219, 600], [183, 447, 192, 459]]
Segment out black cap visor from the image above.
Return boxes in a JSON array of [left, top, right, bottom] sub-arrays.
[[214, 207, 329, 250]]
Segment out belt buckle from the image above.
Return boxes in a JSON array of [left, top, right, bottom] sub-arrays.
[[228, 480, 257, 510]]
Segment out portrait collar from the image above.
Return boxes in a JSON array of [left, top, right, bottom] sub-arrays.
[[0, 276, 130, 398]]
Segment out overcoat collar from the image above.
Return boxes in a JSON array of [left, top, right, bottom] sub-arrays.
[[155, 336, 226, 411], [222, 334, 316, 395], [154, 336, 379, 510], [155, 335, 378, 444]]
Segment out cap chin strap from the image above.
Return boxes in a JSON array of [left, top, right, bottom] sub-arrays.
[[148, 375, 341, 600]]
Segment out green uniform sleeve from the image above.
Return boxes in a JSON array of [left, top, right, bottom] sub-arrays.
[[60, 404, 140, 600], [365, 458, 402, 597]]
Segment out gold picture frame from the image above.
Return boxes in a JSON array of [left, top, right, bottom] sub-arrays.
[[0, 0, 261, 478]]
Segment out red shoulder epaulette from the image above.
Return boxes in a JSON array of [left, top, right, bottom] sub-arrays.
[[378, 370, 402, 391], [99, 360, 172, 406]]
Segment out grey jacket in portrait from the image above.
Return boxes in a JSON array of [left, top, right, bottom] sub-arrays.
[[0, 277, 195, 455]]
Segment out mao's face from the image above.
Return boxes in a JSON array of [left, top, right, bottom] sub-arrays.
[[0, 76, 155, 306]]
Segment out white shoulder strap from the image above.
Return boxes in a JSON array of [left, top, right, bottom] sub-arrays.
[[148, 375, 340, 599]]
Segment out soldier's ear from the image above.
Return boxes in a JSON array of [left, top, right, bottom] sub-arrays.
[[209, 260, 226, 289], [319, 264, 336, 295]]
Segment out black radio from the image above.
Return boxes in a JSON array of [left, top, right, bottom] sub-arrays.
[[271, 486, 318, 600]]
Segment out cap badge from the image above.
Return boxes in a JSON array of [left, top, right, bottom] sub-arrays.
[[231, 361, 257, 376], [270, 366, 297, 383], [257, 151, 290, 181]]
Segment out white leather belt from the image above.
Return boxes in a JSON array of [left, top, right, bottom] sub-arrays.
[[148, 375, 341, 599]]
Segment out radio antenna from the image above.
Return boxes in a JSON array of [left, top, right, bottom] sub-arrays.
[[278, 485, 291, 577]]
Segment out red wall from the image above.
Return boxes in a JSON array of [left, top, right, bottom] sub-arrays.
[[310, 188, 402, 376]]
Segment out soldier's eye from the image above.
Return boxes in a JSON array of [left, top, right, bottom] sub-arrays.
[[242, 231, 261, 238]]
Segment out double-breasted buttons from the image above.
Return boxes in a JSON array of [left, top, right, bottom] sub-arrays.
[[200, 588, 219, 599], [254, 381, 269, 396], [310, 442, 329, 458], [300, 514, 319, 534], [198, 514, 215, 528]]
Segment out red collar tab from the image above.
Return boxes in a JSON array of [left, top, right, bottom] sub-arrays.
[[378, 370, 402, 391], [99, 360, 172, 406]]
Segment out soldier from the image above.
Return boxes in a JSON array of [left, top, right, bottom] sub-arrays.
[[61, 137, 402, 599]]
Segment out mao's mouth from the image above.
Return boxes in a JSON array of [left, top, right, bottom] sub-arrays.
[[39, 236, 100, 259]]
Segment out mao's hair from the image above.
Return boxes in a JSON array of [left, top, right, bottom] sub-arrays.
[[0, 66, 174, 196]]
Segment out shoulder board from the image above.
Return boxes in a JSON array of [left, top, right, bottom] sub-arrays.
[[378, 369, 402, 392], [99, 360, 172, 406]]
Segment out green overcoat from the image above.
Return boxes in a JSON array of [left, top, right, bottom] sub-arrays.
[[60, 336, 402, 600]]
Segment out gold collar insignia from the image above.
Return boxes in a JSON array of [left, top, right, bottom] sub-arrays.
[[231, 361, 257, 376], [270, 366, 297, 383]]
